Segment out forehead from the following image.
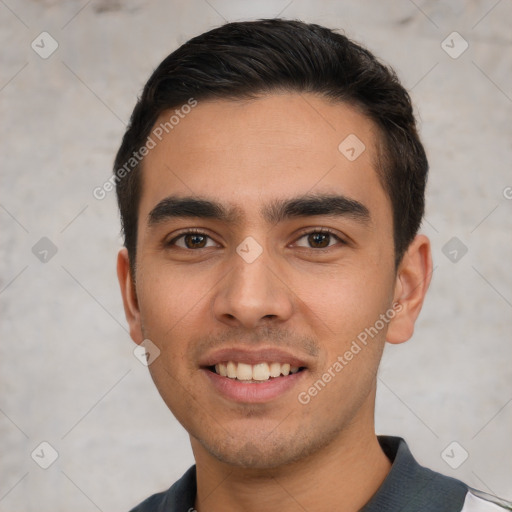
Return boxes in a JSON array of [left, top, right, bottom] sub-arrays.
[[138, 92, 390, 228]]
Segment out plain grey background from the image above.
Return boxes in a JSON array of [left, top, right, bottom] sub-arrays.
[[1, 0, 511, 510]]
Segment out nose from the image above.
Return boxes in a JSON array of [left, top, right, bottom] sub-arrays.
[[212, 245, 294, 329]]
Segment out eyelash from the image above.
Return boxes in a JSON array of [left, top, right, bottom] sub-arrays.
[[166, 227, 346, 251]]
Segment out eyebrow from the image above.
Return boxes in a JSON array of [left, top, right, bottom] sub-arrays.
[[147, 193, 371, 227]]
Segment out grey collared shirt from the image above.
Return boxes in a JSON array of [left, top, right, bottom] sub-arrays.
[[129, 436, 511, 511]]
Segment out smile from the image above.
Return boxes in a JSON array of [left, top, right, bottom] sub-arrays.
[[200, 347, 310, 402], [211, 361, 302, 382]]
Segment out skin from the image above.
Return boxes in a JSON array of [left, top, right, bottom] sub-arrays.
[[117, 92, 432, 511]]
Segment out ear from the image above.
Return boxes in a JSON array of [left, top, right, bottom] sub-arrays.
[[386, 234, 433, 344], [117, 248, 144, 345]]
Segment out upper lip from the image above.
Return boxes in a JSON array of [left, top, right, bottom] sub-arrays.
[[199, 347, 310, 369]]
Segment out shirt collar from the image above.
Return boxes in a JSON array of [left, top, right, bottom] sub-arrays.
[[162, 436, 468, 511], [361, 436, 467, 511]]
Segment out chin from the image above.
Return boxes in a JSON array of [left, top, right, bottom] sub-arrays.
[[196, 429, 326, 470]]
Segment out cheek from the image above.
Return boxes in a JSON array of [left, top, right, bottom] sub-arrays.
[[291, 261, 394, 343], [138, 260, 207, 318], [136, 268, 206, 412], [294, 269, 390, 413], [135, 265, 208, 362]]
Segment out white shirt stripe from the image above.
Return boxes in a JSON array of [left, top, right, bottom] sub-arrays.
[[461, 490, 512, 511]]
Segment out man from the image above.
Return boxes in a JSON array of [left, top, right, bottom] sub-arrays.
[[114, 19, 511, 512]]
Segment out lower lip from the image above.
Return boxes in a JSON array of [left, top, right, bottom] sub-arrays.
[[201, 368, 307, 403]]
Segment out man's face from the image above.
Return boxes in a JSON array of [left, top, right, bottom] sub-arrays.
[[122, 93, 402, 468]]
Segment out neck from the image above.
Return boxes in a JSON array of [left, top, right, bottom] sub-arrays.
[[192, 427, 391, 512]]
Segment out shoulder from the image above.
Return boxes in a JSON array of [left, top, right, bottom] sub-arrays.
[[128, 490, 169, 512], [364, 436, 512, 512], [128, 465, 197, 512]]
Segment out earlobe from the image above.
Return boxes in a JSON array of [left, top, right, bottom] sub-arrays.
[[386, 234, 433, 345], [117, 248, 144, 345]]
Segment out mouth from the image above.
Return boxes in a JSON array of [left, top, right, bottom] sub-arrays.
[[206, 361, 306, 382], [199, 349, 310, 403]]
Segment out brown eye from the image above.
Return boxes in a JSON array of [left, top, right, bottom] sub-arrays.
[[295, 229, 343, 249], [168, 231, 217, 249], [183, 233, 208, 249], [307, 232, 331, 248]]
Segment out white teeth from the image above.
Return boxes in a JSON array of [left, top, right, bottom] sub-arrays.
[[252, 363, 270, 381], [236, 363, 253, 381], [226, 361, 237, 378], [214, 361, 301, 381], [269, 362, 281, 378], [218, 363, 227, 377]]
